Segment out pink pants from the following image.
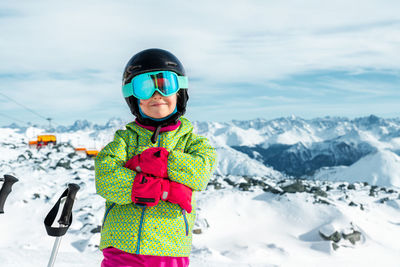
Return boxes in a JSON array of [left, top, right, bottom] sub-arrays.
[[101, 247, 190, 267]]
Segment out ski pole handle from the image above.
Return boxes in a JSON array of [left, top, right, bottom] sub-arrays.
[[45, 183, 80, 267], [58, 183, 80, 226], [0, 175, 19, 214], [44, 183, 80, 237]]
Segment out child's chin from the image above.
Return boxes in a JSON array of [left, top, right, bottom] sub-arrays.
[[148, 111, 172, 119]]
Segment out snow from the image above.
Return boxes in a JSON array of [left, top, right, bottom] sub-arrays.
[[1, 116, 400, 266], [191, 187, 400, 267], [214, 146, 283, 178], [314, 150, 400, 187], [274, 128, 320, 145]]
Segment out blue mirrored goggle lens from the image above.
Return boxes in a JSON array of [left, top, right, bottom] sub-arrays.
[[132, 71, 179, 99], [122, 71, 188, 99]]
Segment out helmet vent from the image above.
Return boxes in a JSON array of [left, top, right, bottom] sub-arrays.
[[128, 65, 142, 73], [166, 61, 178, 67]]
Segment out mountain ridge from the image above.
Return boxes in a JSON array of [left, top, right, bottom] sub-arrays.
[[3, 114, 400, 187]]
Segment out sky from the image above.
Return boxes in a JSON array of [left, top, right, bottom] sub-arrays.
[[1, 0, 400, 126]]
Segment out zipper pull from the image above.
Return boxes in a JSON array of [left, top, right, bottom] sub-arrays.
[[151, 125, 162, 144], [182, 208, 189, 236]]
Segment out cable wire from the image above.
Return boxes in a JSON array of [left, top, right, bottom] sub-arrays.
[[0, 91, 59, 126], [0, 112, 27, 124]]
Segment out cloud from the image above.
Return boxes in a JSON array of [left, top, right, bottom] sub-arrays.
[[1, 0, 400, 124]]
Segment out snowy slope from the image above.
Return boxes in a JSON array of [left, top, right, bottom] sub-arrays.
[[214, 146, 284, 178], [314, 149, 400, 187], [192, 186, 400, 267], [1, 116, 400, 266], [194, 115, 400, 187]]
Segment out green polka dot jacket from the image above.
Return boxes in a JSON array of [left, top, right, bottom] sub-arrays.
[[95, 117, 217, 257]]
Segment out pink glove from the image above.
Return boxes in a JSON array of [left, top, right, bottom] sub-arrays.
[[160, 180, 193, 213], [125, 147, 169, 178], [131, 173, 163, 207]]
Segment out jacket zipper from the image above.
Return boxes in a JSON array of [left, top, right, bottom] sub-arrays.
[[136, 134, 160, 254], [136, 205, 146, 254], [182, 209, 189, 236], [102, 202, 116, 228], [160, 134, 188, 236]]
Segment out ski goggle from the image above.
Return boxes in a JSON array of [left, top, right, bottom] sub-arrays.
[[122, 70, 188, 100]]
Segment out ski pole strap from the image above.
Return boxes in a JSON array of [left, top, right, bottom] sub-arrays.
[[44, 183, 80, 237]]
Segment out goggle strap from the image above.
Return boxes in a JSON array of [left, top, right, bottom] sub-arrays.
[[178, 76, 188, 89]]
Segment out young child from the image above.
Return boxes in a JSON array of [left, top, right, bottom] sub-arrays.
[[95, 48, 217, 267]]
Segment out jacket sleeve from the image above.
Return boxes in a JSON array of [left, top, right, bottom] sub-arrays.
[[167, 132, 217, 191], [95, 130, 137, 205]]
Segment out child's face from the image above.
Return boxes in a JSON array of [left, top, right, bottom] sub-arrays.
[[139, 92, 177, 119]]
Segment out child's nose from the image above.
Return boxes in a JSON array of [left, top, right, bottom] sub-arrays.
[[152, 91, 162, 98]]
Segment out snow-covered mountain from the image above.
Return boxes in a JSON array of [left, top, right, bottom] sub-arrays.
[[194, 115, 400, 188], [7, 114, 400, 187], [314, 149, 400, 187], [1, 115, 400, 266]]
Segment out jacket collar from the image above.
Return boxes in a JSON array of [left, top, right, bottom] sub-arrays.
[[126, 116, 193, 138], [134, 119, 181, 133]]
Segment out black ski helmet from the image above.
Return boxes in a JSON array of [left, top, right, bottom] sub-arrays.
[[122, 48, 189, 127]]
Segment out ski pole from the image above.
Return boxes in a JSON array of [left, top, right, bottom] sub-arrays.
[[44, 183, 80, 267], [0, 174, 19, 214]]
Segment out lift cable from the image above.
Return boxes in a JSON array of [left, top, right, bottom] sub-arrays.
[[0, 92, 59, 127], [0, 112, 27, 125]]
